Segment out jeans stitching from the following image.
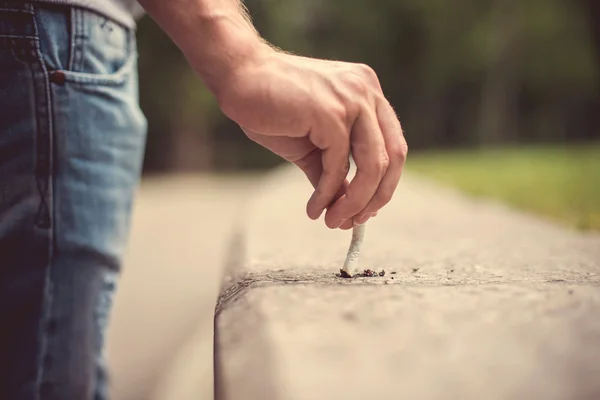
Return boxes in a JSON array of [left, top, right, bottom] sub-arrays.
[[67, 7, 74, 71], [61, 8, 135, 87], [71, 8, 84, 74], [0, 4, 35, 39], [29, 6, 50, 228], [3, 38, 37, 63], [0, 34, 36, 38], [0, 8, 33, 15], [0, 8, 34, 13], [57, 53, 135, 86], [29, 6, 55, 398]]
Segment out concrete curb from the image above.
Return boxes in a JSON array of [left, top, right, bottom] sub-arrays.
[[214, 165, 600, 400]]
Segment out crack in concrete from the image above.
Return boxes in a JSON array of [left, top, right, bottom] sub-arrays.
[[215, 272, 323, 315], [214, 269, 600, 315]]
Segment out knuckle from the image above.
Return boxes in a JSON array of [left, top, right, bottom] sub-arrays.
[[380, 154, 390, 172], [400, 141, 409, 159], [356, 63, 378, 81], [372, 189, 394, 209], [390, 142, 408, 162], [378, 190, 394, 207], [328, 103, 350, 124], [345, 72, 369, 95], [358, 64, 380, 89], [369, 153, 389, 177]]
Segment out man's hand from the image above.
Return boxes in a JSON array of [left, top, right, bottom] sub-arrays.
[[219, 52, 408, 229], [139, 0, 408, 229]]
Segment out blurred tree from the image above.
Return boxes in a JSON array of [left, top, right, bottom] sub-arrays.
[[137, 16, 223, 173], [583, 0, 600, 81], [581, 0, 600, 137], [135, 0, 600, 173]]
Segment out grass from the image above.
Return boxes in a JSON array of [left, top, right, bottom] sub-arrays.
[[407, 142, 600, 232]]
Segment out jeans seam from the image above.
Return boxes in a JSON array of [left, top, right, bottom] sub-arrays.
[[69, 7, 84, 73], [0, 34, 35, 39], [29, 7, 51, 229], [67, 7, 74, 71], [0, 8, 34, 14], [29, 6, 56, 398], [126, 26, 131, 55]]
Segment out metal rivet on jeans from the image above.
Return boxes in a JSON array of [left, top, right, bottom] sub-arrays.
[[49, 71, 66, 85]]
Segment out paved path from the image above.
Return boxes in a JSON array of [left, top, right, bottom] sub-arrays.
[[105, 174, 257, 400], [216, 166, 600, 400]]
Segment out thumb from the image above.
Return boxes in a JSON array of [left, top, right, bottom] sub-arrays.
[[294, 149, 349, 217], [293, 148, 323, 189]]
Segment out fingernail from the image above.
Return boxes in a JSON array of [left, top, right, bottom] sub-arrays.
[[332, 220, 344, 229], [309, 208, 323, 220]]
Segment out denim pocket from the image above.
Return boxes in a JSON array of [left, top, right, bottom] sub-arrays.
[[34, 4, 137, 87], [0, 2, 37, 63], [57, 49, 137, 87]]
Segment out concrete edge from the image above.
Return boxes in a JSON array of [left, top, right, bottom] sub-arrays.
[[213, 226, 287, 400], [213, 167, 289, 400]]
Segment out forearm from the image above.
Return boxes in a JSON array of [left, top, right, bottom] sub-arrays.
[[139, 1, 406, 233], [138, 0, 270, 94]]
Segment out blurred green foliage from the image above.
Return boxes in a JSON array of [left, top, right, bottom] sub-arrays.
[[408, 142, 600, 231], [136, 0, 600, 173]]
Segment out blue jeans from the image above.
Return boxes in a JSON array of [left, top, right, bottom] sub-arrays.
[[0, 2, 146, 399]]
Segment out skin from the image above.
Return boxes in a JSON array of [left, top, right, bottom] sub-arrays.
[[138, 0, 408, 230]]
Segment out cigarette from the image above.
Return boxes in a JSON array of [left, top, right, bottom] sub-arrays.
[[340, 223, 366, 277]]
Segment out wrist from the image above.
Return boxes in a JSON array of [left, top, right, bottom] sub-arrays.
[[140, 0, 274, 96], [181, 12, 273, 96]]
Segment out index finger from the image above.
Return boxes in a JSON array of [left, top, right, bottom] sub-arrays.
[[305, 132, 350, 221], [324, 109, 388, 228], [294, 147, 350, 218]]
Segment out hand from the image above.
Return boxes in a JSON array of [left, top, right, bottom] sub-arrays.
[[216, 49, 408, 230]]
